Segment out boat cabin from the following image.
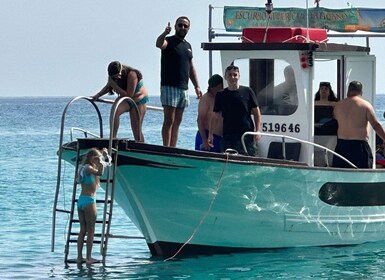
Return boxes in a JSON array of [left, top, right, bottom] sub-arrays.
[[202, 27, 376, 167]]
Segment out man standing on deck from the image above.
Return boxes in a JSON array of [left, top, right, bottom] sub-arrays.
[[195, 74, 224, 152], [332, 81, 385, 168], [209, 65, 261, 156], [156, 16, 203, 147]]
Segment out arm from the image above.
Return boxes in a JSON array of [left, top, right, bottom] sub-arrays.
[[189, 60, 202, 99], [85, 148, 109, 176], [368, 106, 385, 141], [252, 106, 262, 141], [92, 84, 110, 100], [156, 22, 171, 49], [108, 71, 137, 98], [208, 112, 221, 147], [85, 161, 104, 177], [197, 97, 210, 150]]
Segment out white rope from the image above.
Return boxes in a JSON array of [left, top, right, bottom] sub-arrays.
[[164, 153, 230, 261]]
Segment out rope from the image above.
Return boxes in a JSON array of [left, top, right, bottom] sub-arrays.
[[164, 153, 230, 261]]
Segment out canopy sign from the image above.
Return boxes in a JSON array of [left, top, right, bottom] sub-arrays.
[[224, 6, 385, 33]]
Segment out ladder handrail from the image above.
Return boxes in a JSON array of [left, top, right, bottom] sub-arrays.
[[99, 96, 139, 261], [51, 96, 104, 252], [64, 141, 83, 263], [241, 131, 357, 168]]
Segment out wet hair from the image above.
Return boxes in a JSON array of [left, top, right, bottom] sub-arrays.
[[314, 81, 339, 101]]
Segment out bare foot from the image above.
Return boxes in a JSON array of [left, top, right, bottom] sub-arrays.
[[86, 257, 100, 265], [77, 257, 85, 264]]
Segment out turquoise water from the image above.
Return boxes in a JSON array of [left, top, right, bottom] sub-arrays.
[[2, 96, 385, 279]]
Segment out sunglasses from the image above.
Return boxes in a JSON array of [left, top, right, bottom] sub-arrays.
[[177, 23, 189, 28], [226, 65, 239, 71]]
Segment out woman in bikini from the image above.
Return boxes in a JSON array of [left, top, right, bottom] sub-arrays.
[[77, 147, 108, 265], [93, 61, 149, 141]]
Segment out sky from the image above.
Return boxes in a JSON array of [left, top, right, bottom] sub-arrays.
[[1, 0, 385, 97]]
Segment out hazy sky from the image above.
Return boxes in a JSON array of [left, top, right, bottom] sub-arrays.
[[1, 0, 385, 97]]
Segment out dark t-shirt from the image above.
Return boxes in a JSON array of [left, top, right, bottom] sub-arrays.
[[214, 86, 259, 136], [160, 35, 192, 90]]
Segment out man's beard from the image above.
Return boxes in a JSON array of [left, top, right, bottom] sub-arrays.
[[176, 30, 187, 39]]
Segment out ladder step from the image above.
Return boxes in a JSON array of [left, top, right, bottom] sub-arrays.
[[56, 208, 71, 214], [100, 178, 114, 183], [73, 199, 111, 204], [69, 239, 103, 244], [71, 219, 110, 224], [70, 232, 109, 237]]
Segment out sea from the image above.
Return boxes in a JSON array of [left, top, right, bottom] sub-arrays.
[[2, 95, 385, 280]]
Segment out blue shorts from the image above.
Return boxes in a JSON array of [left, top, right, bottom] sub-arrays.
[[160, 86, 189, 108], [77, 195, 96, 210], [195, 130, 222, 153]]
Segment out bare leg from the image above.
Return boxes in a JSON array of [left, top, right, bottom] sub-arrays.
[[162, 106, 176, 146], [77, 209, 86, 263], [84, 203, 98, 264], [170, 108, 184, 147], [130, 104, 146, 142], [111, 101, 129, 138]]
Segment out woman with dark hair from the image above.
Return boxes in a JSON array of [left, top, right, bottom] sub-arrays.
[[92, 61, 148, 141], [314, 81, 339, 106]]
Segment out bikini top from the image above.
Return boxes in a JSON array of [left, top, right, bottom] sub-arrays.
[[78, 164, 96, 184]]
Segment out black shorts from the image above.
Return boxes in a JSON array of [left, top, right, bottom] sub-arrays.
[[332, 139, 373, 168]]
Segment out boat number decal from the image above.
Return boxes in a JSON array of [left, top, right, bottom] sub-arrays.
[[262, 123, 300, 133]]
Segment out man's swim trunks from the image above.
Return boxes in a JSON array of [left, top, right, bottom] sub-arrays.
[[160, 86, 189, 108], [195, 130, 222, 153], [332, 139, 373, 168]]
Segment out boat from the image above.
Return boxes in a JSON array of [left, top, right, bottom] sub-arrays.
[[52, 2, 385, 260]]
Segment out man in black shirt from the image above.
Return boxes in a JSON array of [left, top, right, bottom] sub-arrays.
[[209, 65, 261, 156], [156, 16, 202, 147]]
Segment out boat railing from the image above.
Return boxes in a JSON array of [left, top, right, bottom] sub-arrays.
[[70, 127, 101, 141], [241, 131, 357, 168]]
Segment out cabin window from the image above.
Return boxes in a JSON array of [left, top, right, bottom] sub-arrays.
[[232, 58, 298, 116]]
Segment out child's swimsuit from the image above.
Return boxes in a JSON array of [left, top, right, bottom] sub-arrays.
[[77, 195, 96, 210], [78, 164, 95, 184], [77, 164, 97, 209]]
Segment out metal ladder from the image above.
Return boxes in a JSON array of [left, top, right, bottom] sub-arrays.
[[64, 138, 118, 264]]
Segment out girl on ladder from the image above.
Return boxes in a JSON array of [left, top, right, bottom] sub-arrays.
[[76, 147, 109, 265]]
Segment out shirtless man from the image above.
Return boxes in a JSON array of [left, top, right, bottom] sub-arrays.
[[332, 81, 385, 168], [195, 74, 223, 152]]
